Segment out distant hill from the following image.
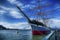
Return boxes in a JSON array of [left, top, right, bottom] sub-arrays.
[[0, 25, 7, 29], [0, 25, 19, 30]]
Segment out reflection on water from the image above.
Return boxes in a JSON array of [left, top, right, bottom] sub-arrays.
[[0, 29, 32, 40]]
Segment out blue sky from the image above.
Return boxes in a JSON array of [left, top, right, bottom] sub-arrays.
[[0, 0, 60, 29]]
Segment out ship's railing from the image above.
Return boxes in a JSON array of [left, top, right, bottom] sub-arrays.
[[49, 30, 60, 40], [42, 31, 55, 40]]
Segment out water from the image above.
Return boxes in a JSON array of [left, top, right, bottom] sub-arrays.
[[0, 29, 32, 40]]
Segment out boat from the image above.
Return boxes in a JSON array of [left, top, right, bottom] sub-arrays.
[[16, 5, 51, 35], [31, 24, 50, 35]]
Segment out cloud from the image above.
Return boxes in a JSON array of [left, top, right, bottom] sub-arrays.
[[0, 6, 23, 18], [0, 10, 6, 14], [54, 4, 60, 10], [7, 0, 36, 9], [7, 0, 24, 7], [30, 1, 36, 4], [47, 18, 60, 28], [0, 6, 15, 11], [0, 5, 20, 11], [9, 9, 23, 18], [8, 0, 16, 3], [22, 4, 36, 9], [0, 17, 60, 29], [0, 22, 31, 29]]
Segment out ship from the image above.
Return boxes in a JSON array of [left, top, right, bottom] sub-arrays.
[[16, 6, 51, 35], [16, 0, 58, 35]]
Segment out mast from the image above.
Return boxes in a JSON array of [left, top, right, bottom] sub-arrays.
[[32, 0, 51, 27], [31, 0, 49, 25], [37, 0, 41, 22], [17, 0, 56, 27]]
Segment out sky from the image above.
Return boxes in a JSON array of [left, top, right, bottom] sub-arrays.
[[0, 0, 60, 29]]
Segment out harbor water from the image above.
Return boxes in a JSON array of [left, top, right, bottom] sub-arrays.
[[0, 29, 32, 40]]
